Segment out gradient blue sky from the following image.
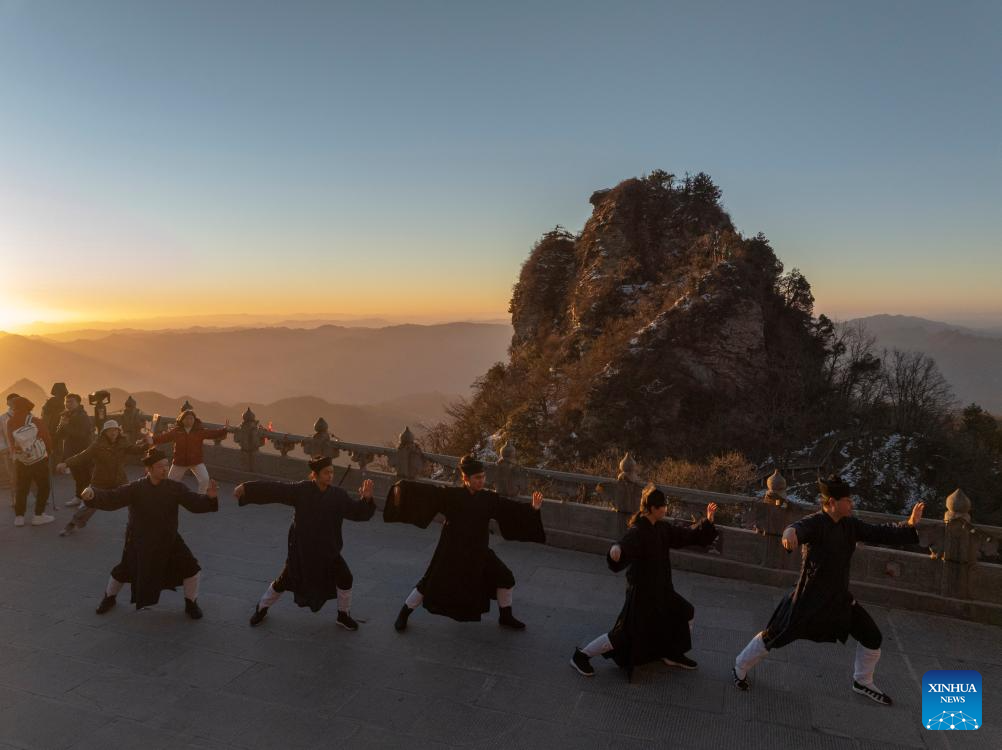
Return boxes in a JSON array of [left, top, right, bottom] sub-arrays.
[[1, 0, 999, 330]]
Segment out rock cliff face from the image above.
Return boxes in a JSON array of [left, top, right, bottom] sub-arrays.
[[459, 172, 828, 465]]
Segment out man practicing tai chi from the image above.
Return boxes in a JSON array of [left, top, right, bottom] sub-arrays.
[[386, 454, 545, 631], [234, 456, 376, 631], [572, 485, 718, 680], [81, 447, 219, 619], [732, 475, 924, 705]]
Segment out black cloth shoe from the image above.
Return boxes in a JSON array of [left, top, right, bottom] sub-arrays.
[[394, 604, 413, 632], [498, 606, 525, 630], [249, 605, 268, 626], [95, 595, 116, 615], [662, 654, 698, 670], [732, 667, 750, 691], [184, 598, 203, 620], [59, 523, 77, 537], [853, 680, 892, 705], [336, 611, 359, 631], [570, 648, 595, 677]]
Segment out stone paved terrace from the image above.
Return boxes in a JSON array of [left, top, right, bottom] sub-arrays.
[[1, 471, 999, 750]]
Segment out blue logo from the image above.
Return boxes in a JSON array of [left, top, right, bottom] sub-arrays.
[[923, 670, 981, 730]]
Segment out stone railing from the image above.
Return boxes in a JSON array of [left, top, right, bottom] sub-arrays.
[[103, 398, 1001, 626]]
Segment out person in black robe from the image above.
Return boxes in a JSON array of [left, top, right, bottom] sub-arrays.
[[233, 456, 376, 630], [80, 448, 218, 619], [571, 486, 718, 680], [732, 475, 924, 705], [385, 454, 545, 631]]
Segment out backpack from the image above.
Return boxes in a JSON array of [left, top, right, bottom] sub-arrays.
[[12, 415, 47, 465]]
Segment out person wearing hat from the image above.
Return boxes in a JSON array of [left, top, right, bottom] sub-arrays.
[[571, 485, 718, 680], [151, 408, 228, 494], [42, 382, 69, 474], [731, 475, 925, 705], [4, 395, 55, 527], [58, 419, 149, 536], [55, 392, 95, 507], [79, 447, 218, 618], [386, 454, 545, 632], [233, 456, 376, 630]]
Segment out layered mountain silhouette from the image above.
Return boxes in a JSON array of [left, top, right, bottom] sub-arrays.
[[0, 322, 512, 405], [851, 315, 1002, 412]]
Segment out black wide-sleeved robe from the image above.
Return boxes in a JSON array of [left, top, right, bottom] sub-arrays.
[[239, 480, 376, 612], [384, 480, 546, 621], [605, 516, 717, 673], [87, 478, 218, 608], [763, 511, 919, 649]]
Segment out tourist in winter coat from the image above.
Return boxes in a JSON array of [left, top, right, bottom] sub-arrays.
[[55, 393, 95, 505], [151, 409, 228, 493], [4, 396, 55, 527], [58, 419, 149, 536]]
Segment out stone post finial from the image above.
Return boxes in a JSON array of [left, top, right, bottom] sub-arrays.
[[618, 452, 641, 483], [765, 469, 788, 506], [941, 488, 977, 600], [125, 395, 136, 409], [181, 399, 193, 412], [394, 426, 423, 479], [398, 426, 414, 448], [302, 416, 339, 459], [945, 489, 972, 523], [499, 441, 516, 463], [494, 441, 527, 497], [234, 408, 264, 471]]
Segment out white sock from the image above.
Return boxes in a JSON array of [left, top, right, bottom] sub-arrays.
[[735, 632, 769, 679], [581, 633, 613, 657], [853, 645, 881, 689], [182, 573, 200, 601], [258, 583, 282, 609], [404, 588, 423, 609], [337, 588, 352, 613], [496, 587, 513, 608], [105, 576, 124, 597]]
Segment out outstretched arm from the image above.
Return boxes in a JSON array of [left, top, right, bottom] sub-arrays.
[[855, 504, 924, 546], [338, 480, 377, 522], [234, 480, 298, 507], [179, 481, 219, 514], [82, 483, 134, 512], [489, 492, 546, 544], [383, 480, 452, 527]]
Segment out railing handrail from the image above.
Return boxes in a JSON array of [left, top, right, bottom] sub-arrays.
[[117, 409, 1000, 539]]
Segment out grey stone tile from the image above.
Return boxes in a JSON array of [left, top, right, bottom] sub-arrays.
[[0, 692, 114, 750], [151, 647, 256, 689]]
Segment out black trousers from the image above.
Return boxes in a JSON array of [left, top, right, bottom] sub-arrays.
[[849, 602, 882, 649], [14, 459, 50, 517]]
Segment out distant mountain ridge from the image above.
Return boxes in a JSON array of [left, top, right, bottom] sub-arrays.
[[849, 315, 1002, 412], [0, 321, 513, 405]]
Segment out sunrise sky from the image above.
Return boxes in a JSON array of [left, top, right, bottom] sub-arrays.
[[1, 1, 999, 333]]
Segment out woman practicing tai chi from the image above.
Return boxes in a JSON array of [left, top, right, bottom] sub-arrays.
[[234, 456, 376, 631], [386, 454, 545, 631], [732, 475, 924, 705], [572, 485, 718, 680]]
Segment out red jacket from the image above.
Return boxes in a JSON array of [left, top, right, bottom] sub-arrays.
[[5, 397, 53, 458], [153, 419, 226, 466]]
